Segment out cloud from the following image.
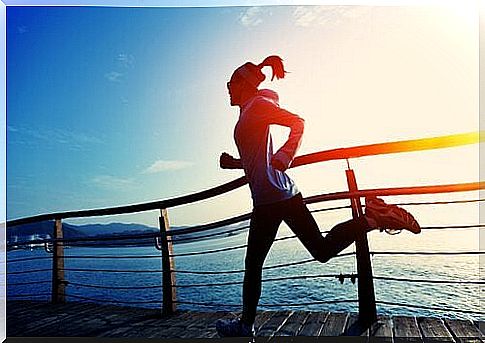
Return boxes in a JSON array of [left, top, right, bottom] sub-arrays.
[[293, 6, 326, 27], [117, 53, 135, 68], [293, 6, 367, 27], [7, 125, 103, 150], [143, 160, 194, 174], [239, 7, 266, 27], [91, 175, 136, 190], [103, 53, 133, 84], [105, 71, 123, 82]]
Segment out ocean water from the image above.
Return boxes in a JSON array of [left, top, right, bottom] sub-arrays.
[[6, 213, 483, 321]]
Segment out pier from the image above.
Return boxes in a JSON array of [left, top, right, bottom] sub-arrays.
[[8, 300, 485, 340], [6, 132, 485, 340]]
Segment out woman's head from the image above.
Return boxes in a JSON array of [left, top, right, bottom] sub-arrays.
[[228, 55, 287, 106]]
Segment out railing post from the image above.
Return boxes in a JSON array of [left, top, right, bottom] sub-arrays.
[[159, 208, 177, 316], [51, 218, 65, 303], [345, 165, 377, 325]]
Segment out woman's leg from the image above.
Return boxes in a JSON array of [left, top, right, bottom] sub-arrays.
[[282, 193, 368, 263], [241, 202, 284, 325]]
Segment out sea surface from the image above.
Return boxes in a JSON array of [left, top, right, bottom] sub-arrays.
[[6, 212, 484, 321]]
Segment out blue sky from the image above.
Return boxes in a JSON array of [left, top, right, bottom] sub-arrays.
[[6, 4, 479, 227]]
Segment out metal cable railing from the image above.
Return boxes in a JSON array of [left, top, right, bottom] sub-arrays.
[[370, 251, 484, 256], [8, 280, 51, 287], [173, 299, 359, 308], [171, 273, 355, 289], [373, 275, 485, 285], [9, 291, 483, 317], [6, 132, 485, 322], [375, 301, 485, 316], [8, 293, 52, 298], [9, 273, 484, 291], [171, 299, 485, 316], [7, 222, 483, 265], [7, 199, 485, 251], [169, 225, 250, 243], [8, 268, 52, 275], [8, 250, 483, 277], [66, 281, 163, 290], [61, 293, 163, 305]]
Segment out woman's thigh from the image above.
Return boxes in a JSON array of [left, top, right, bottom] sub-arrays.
[[245, 202, 285, 269], [282, 193, 326, 256]]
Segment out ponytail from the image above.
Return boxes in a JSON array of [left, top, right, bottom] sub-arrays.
[[232, 55, 288, 88], [258, 55, 287, 81]]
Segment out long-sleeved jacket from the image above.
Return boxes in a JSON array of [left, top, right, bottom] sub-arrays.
[[234, 89, 305, 206]]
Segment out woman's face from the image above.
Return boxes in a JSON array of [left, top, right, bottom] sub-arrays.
[[227, 73, 247, 106], [227, 79, 242, 106]]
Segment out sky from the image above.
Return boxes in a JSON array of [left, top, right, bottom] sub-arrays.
[[6, 3, 479, 229]]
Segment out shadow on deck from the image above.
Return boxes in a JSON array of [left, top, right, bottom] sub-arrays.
[[6, 301, 485, 341]]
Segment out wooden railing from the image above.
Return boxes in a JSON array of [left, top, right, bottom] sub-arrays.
[[6, 131, 485, 323]]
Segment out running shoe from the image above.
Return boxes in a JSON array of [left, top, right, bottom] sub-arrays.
[[215, 317, 256, 338], [365, 196, 421, 234]]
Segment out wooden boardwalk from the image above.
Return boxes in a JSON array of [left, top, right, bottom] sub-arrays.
[[7, 301, 485, 341]]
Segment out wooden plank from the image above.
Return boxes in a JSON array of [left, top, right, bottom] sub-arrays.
[[369, 315, 393, 343], [130, 310, 190, 327], [320, 312, 348, 336], [7, 302, 80, 323], [272, 310, 310, 337], [7, 301, 53, 316], [207, 310, 278, 338], [257, 310, 293, 338], [16, 302, 152, 337], [94, 309, 177, 337], [255, 311, 278, 331], [474, 322, 485, 336], [445, 319, 484, 343], [197, 312, 234, 338], [99, 311, 193, 338], [159, 208, 176, 315], [10, 303, 483, 342], [7, 303, 66, 333], [347, 168, 377, 325], [298, 312, 328, 336], [30, 304, 156, 337], [344, 312, 369, 337], [418, 317, 454, 342], [181, 311, 229, 338], [155, 311, 209, 338], [8, 303, 102, 336], [393, 315, 422, 343], [104, 319, 181, 338], [52, 219, 65, 304]]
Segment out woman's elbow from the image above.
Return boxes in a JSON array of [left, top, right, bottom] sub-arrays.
[[297, 117, 305, 132]]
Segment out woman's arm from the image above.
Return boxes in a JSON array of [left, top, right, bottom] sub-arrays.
[[255, 99, 305, 171]]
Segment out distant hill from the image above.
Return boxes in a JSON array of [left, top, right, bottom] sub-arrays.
[[70, 222, 160, 237], [7, 220, 248, 248], [7, 221, 87, 242]]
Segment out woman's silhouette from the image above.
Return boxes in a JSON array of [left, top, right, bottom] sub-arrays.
[[216, 55, 420, 338]]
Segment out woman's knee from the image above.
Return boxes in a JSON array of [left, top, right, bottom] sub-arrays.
[[310, 249, 332, 264]]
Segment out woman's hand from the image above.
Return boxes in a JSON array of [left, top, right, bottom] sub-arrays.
[[271, 151, 291, 172], [220, 152, 242, 169], [271, 157, 287, 171]]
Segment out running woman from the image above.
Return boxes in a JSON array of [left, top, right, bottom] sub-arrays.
[[216, 55, 420, 338]]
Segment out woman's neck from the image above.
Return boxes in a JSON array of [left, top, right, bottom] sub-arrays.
[[238, 88, 258, 108]]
